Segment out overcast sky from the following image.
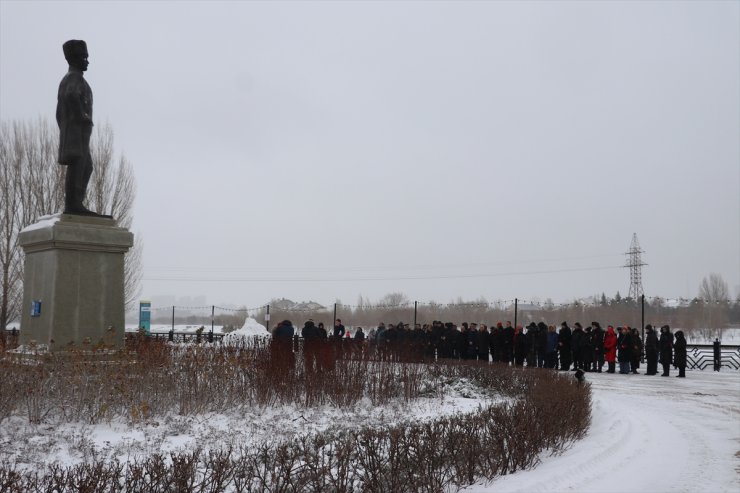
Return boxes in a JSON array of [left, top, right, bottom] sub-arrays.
[[1, 0, 738, 308]]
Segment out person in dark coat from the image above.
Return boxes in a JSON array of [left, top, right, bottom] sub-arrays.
[[581, 325, 594, 372], [301, 320, 320, 372], [317, 322, 328, 339], [536, 322, 548, 368], [673, 330, 687, 377], [439, 323, 455, 359], [617, 326, 632, 374], [476, 324, 491, 362], [454, 325, 467, 360], [644, 325, 658, 375], [571, 323, 583, 371], [465, 323, 479, 360], [384, 324, 399, 360], [492, 322, 505, 362], [525, 323, 538, 367], [659, 325, 674, 376], [591, 322, 605, 372], [503, 321, 515, 365], [558, 322, 572, 371], [333, 319, 345, 338], [630, 328, 643, 374], [545, 325, 559, 369], [513, 325, 527, 367], [272, 320, 296, 373], [603, 325, 617, 373]]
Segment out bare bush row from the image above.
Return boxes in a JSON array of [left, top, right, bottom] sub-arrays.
[[0, 362, 591, 492], [0, 337, 434, 425]]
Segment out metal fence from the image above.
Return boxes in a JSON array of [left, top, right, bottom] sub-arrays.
[[686, 344, 740, 370], [4, 328, 739, 371]]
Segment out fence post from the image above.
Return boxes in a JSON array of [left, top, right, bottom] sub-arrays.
[[640, 295, 645, 363], [265, 305, 271, 331], [514, 298, 518, 328], [333, 303, 337, 328], [713, 338, 721, 371], [171, 306, 175, 333], [413, 301, 418, 328], [210, 305, 215, 343]]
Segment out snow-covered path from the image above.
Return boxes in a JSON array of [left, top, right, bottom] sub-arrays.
[[470, 370, 740, 493]]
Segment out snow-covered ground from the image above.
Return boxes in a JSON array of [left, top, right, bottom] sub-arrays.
[[469, 369, 740, 493], [122, 317, 271, 336], [685, 327, 740, 344], [1, 360, 738, 491], [124, 323, 226, 334]]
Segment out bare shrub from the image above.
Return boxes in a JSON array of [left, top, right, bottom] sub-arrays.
[[0, 343, 591, 492]]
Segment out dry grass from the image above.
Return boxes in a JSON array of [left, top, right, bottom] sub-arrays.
[[0, 335, 591, 492]]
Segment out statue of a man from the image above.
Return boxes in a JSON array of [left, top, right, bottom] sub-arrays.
[[57, 39, 96, 215]]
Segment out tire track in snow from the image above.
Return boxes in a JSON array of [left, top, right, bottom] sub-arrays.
[[468, 371, 740, 493]]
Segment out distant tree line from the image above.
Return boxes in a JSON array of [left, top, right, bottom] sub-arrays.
[[253, 274, 738, 337]]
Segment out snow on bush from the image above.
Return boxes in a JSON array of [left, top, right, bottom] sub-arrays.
[[222, 317, 270, 344]]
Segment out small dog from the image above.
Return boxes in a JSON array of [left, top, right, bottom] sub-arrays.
[[574, 368, 585, 383]]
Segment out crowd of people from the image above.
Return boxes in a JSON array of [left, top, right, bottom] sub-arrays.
[[269, 319, 689, 378]]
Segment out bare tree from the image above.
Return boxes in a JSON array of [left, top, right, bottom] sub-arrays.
[[697, 273, 729, 338], [699, 273, 730, 302], [0, 118, 141, 330]]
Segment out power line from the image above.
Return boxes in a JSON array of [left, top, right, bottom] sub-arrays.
[[144, 253, 625, 274], [143, 264, 624, 283]]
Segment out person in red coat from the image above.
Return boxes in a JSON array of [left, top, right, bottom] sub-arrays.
[[603, 326, 618, 373]]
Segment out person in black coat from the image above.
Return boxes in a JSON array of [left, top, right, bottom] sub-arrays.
[[581, 326, 594, 372], [617, 326, 632, 374], [465, 324, 478, 360], [301, 320, 320, 373], [659, 325, 674, 376], [317, 322, 328, 339], [272, 320, 296, 373], [525, 323, 538, 367], [558, 322, 572, 371], [333, 319, 346, 338], [476, 324, 491, 362], [571, 323, 583, 371], [674, 330, 687, 377], [630, 328, 642, 374], [454, 326, 467, 360], [489, 323, 501, 362], [503, 321, 515, 365], [536, 322, 548, 368], [644, 325, 659, 375], [514, 325, 528, 367], [591, 322, 605, 372]]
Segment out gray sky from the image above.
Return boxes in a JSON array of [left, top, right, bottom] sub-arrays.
[[1, 0, 738, 308]]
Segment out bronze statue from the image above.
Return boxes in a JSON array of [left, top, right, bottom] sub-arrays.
[[57, 39, 96, 215]]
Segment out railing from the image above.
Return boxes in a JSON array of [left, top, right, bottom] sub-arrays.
[[125, 331, 226, 344], [5, 329, 740, 370], [686, 344, 740, 370]]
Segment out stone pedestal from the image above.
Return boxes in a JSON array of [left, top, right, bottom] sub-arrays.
[[19, 213, 134, 350]]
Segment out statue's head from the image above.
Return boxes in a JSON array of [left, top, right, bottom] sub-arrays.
[[62, 40, 88, 72]]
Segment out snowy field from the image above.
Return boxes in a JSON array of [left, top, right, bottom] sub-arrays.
[[470, 369, 740, 493]]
